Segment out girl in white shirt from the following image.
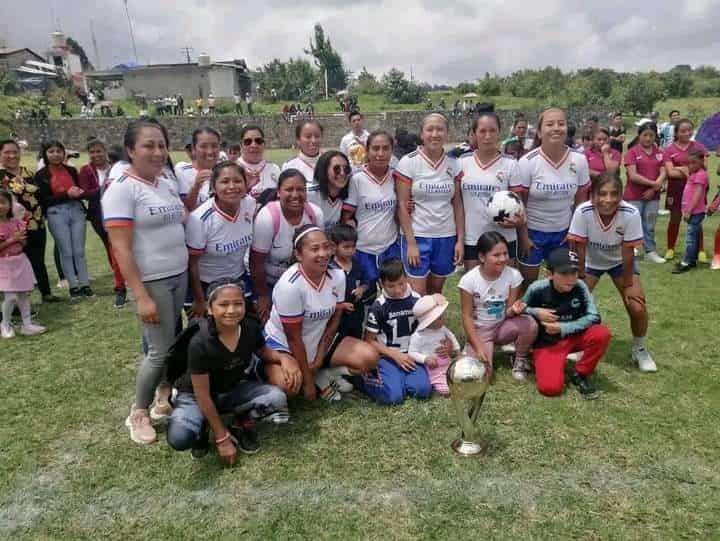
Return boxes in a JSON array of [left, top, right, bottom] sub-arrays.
[[250, 169, 324, 322], [102, 118, 188, 445], [176, 127, 221, 211], [264, 225, 379, 402], [237, 125, 280, 198], [458, 232, 538, 381], [282, 120, 323, 188], [307, 150, 351, 230]]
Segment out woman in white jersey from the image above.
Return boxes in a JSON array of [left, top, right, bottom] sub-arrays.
[[176, 127, 221, 211], [307, 150, 351, 230], [510, 107, 590, 283], [568, 173, 657, 373], [102, 119, 188, 445], [250, 169, 324, 322], [264, 225, 378, 401], [460, 112, 526, 271], [342, 130, 399, 286], [395, 113, 464, 295], [237, 125, 280, 198], [186, 161, 256, 318], [282, 120, 323, 187]]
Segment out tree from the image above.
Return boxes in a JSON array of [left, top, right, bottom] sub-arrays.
[[457, 81, 477, 94], [381, 68, 427, 104], [305, 24, 347, 94], [478, 73, 502, 96], [663, 69, 693, 98], [255, 58, 319, 101], [623, 73, 664, 114], [66, 37, 94, 71], [354, 66, 382, 95]]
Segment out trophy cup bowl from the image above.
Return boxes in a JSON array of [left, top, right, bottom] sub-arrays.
[[447, 355, 490, 456]]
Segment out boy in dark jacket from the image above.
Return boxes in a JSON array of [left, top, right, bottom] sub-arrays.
[[523, 247, 611, 399]]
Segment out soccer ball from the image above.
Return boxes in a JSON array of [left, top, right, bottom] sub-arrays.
[[486, 190, 524, 223]]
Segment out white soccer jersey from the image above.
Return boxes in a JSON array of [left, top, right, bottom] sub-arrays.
[[282, 154, 319, 189], [185, 196, 256, 283], [264, 263, 345, 363], [307, 186, 343, 230], [511, 147, 590, 233], [102, 173, 187, 282], [238, 158, 280, 198], [344, 167, 398, 254], [339, 130, 370, 169], [394, 149, 461, 238], [460, 152, 520, 245], [175, 163, 211, 204], [567, 201, 644, 270], [107, 160, 130, 185], [251, 201, 324, 286]]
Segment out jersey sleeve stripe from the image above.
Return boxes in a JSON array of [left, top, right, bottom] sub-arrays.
[[103, 218, 134, 227], [342, 202, 357, 212], [186, 245, 205, 255], [622, 238, 643, 246], [279, 314, 304, 324], [250, 247, 270, 255], [393, 171, 413, 184], [566, 233, 588, 243], [510, 186, 528, 194]]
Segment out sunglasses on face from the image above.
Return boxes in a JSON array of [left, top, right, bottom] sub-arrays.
[[332, 164, 351, 176], [243, 137, 265, 146]]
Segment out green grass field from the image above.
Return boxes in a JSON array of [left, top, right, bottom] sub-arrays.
[[1, 155, 720, 540]]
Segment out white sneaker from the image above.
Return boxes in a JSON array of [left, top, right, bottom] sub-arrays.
[[566, 352, 584, 362], [633, 347, 657, 373], [711, 256, 720, 270], [511, 357, 531, 381], [332, 375, 354, 393], [149, 389, 173, 421], [125, 406, 157, 444], [56, 279, 69, 289], [500, 343, 516, 354], [20, 323, 47, 336], [646, 251, 666, 264], [658, 209, 670, 216], [260, 410, 290, 424], [1, 322, 15, 339]]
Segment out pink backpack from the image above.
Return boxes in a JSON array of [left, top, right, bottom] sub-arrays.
[[266, 200, 318, 237]]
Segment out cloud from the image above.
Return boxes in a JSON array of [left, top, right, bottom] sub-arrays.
[[2, 0, 720, 84]]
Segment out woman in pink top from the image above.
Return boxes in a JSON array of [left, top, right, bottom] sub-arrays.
[[623, 122, 667, 264], [584, 128, 620, 181], [672, 150, 709, 273], [663, 119, 708, 262]]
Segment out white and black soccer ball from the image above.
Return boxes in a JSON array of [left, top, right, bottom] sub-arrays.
[[486, 190, 524, 223]]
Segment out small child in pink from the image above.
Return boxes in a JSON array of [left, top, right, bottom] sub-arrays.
[[408, 294, 460, 396], [0, 189, 46, 338], [673, 150, 709, 273]]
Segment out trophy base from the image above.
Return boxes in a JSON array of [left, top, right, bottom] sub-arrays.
[[451, 438, 486, 456]]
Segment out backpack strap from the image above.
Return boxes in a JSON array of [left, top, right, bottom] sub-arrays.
[[267, 200, 282, 237]]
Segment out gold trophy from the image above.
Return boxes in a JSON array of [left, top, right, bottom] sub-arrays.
[[447, 355, 490, 456]]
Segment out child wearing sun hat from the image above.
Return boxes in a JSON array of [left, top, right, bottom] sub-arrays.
[[408, 293, 461, 396]]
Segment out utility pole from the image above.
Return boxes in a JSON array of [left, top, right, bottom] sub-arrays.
[[90, 19, 101, 69], [180, 46, 194, 64], [123, 0, 139, 64]]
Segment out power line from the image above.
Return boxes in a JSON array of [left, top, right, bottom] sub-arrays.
[[123, 0, 139, 64], [180, 46, 194, 64], [90, 19, 101, 69]]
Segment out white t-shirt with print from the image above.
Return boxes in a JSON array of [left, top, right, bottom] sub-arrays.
[[394, 149, 461, 238], [264, 263, 345, 362], [175, 163, 211, 204], [282, 154, 319, 189], [344, 167, 398, 254], [458, 265, 523, 327], [568, 200, 644, 270], [102, 173, 187, 282], [339, 130, 370, 169], [238, 158, 280, 198], [459, 152, 520, 245], [185, 196, 256, 283], [511, 147, 590, 233], [307, 186, 343, 230]]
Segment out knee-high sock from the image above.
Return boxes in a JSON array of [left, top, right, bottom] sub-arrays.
[[1, 293, 18, 324], [667, 222, 680, 250], [16, 292, 32, 326]]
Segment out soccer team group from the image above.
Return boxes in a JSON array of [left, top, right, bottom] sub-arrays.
[[1, 106, 715, 464]]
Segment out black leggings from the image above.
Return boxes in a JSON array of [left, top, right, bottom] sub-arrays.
[[24, 227, 52, 297]]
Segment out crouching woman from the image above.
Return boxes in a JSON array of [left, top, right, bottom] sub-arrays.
[[167, 278, 300, 465]]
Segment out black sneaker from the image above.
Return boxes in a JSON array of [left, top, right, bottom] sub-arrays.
[[570, 372, 599, 400], [190, 429, 210, 459], [229, 423, 260, 454], [69, 287, 83, 301], [42, 294, 61, 303], [114, 290, 127, 308], [80, 286, 95, 298]]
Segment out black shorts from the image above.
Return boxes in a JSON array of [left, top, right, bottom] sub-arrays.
[[464, 240, 517, 261]]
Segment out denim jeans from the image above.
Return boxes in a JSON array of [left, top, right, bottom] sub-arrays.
[[684, 213, 706, 265], [46, 201, 88, 289], [134, 272, 188, 409], [627, 199, 659, 254]]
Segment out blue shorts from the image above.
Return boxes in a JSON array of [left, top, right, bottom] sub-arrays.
[[356, 241, 401, 284], [521, 229, 568, 267], [586, 262, 640, 279], [400, 235, 457, 278]]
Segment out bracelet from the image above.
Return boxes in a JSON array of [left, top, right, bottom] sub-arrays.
[[215, 432, 231, 445]]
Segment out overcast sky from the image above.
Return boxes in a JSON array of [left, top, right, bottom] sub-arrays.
[[2, 0, 720, 84]]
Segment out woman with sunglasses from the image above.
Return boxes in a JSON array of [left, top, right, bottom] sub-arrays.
[[307, 151, 351, 230], [282, 120, 323, 188], [237, 125, 280, 198]]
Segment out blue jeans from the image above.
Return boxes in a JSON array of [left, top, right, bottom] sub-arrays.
[[358, 357, 431, 405], [684, 213, 706, 265], [46, 201, 89, 289], [627, 199, 659, 254]]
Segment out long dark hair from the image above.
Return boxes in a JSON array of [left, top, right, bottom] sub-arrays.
[[0, 188, 14, 218], [627, 122, 657, 150], [123, 118, 169, 163], [313, 150, 350, 200], [41, 140, 66, 167], [476, 231, 509, 263]]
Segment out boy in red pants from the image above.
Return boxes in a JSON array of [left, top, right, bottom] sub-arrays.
[[522, 248, 611, 399]]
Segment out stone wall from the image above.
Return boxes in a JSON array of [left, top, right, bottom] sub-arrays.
[[14, 107, 613, 151]]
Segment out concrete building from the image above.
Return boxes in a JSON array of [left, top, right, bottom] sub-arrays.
[[0, 47, 46, 74]]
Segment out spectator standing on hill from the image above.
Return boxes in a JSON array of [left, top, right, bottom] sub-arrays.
[[245, 92, 253, 115], [339, 111, 370, 170], [234, 93, 243, 115], [660, 110, 681, 148], [608, 112, 625, 153]]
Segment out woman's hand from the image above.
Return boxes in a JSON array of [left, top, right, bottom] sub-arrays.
[[9, 228, 26, 243], [136, 295, 160, 324], [601, 143, 611, 154], [279, 354, 302, 395], [256, 295, 271, 323], [67, 186, 84, 198], [406, 242, 421, 268], [302, 378, 317, 401], [216, 436, 237, 466], [640, 188, 656, 201], [190, 299, 206, 320], [453, 241, 464, 266], [542, 321, 562, 335], [405, 198, 415, 215], [507, 300, 526, 317], [518, 233, 534, 260], [195, 169, 213, 187], [535, 308, 558, 323], [501, 210, 527, 228]]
